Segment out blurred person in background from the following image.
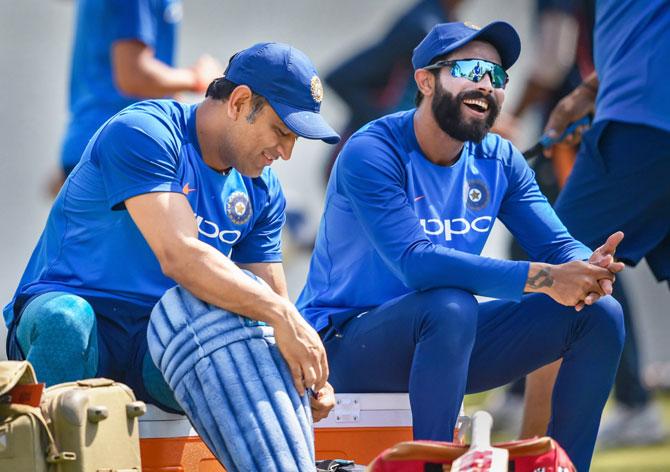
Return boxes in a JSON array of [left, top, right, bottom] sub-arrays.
[[519, 0, 669, 449], [49, 0, 222, 196], [487, 0, 594, 436]]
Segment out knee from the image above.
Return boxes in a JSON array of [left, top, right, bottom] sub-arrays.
[[15, 293, 98, 385], [18, 293, 96, 344], [41, 294, 95, 333], [414, 288, 478, 344], [582, 295, 625, 353]]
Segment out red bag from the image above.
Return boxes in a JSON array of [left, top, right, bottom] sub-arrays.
[[367, 437, 576, 472]]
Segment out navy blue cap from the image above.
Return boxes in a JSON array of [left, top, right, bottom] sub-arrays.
[[412, 21, 521, 70], [224, 42, 340, 144]]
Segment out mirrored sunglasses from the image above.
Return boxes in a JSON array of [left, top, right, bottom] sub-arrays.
[[424, 58, 509, 89]]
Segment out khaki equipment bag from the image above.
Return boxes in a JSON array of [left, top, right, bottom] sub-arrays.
[[0, 360, 75, 471], [42, 377, 147, 472]]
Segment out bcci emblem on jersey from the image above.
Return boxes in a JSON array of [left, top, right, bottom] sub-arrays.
[[466, 179, 489, 210], [226, 191, 252, 225]]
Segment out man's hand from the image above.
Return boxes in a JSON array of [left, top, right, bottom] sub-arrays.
[[310, 382, 336, 422], [190, 54, 223, 93], [576, 231, 625, 310], [542, 73, 598, 156], [272, 303, 329, 396], [525, 260, 614, 307]]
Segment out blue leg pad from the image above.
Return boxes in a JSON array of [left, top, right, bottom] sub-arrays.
[[147, 285, 314, 472]]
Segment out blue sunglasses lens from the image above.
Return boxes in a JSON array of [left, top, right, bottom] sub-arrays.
[[449, 59, 507, 88]]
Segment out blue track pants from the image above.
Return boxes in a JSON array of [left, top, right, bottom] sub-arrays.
[[323, 289, 624, 472]]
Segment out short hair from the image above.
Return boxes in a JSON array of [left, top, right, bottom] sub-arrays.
[[414, 54, 448, 107], [205, 77, 267, 123], [205, 77, 238, 100]]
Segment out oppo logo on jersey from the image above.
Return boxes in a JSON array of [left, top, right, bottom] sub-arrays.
[[195, 214, 241, 245], [420, 216, 493, 241]]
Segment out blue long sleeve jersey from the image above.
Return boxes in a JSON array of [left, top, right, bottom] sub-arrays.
[[297, 110, 592, 331]]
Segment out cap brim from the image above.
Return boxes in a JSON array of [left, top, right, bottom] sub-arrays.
[[269, 100, 340, 144]]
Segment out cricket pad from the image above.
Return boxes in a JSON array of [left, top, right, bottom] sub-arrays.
[[147, 285, 315, 472]]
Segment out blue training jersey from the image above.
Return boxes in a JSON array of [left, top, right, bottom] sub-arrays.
[[61, 0, 181, 171], [5, 100, 285, 328], [594, 1, 670, 132], [297, 110, 591, 332]]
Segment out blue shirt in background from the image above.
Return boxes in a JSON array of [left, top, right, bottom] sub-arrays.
[[594, 0, 670, 132], [61, 0, 181, 172], [6, 100, 285, 328], [297, 110, 591, 331]]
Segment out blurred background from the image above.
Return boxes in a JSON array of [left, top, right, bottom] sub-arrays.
[[1, 0, 668, 468]]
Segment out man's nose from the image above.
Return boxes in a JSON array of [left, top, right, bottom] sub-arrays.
[[276, 140, 294, 161], [476, 73, 494, 93]]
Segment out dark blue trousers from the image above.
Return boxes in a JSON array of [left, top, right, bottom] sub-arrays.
[[323, 289, 624, 472]]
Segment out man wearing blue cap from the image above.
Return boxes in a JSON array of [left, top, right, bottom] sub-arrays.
[[4, 43, 339, 471], [298, 21, 624, 470]]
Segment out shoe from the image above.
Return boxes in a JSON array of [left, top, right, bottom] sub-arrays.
[[597, 402, 667, 449]]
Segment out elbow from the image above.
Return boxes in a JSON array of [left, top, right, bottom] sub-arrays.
[[158, 256, 179, 282], [396, 258, 429, 291], [156, 246, 187, 282], [400, 270, 428, 291], [395, 242, 438, 291]]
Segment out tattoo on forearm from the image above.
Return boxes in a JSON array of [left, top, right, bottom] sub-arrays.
[[527, 268, 554, 289]]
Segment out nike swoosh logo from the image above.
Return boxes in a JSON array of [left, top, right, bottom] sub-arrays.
[[414, 195, 425, 202]]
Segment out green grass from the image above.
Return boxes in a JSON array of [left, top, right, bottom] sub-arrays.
[[591, 392, 670, 472], [462, 390, 670, 471]]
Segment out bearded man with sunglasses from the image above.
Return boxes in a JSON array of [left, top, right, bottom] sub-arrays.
[[298, 21, 624, 471]]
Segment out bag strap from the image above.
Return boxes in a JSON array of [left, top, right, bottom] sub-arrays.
[[0, 403, 76, 464]]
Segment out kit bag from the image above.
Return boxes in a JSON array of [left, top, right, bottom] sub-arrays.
[[368, 436, 576, 472], [0, 360, 75, 471], [41, 377, 147, 472]]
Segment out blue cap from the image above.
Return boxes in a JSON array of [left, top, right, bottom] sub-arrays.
[[412, 21, 521, 70], [224, 42, 340, 144]]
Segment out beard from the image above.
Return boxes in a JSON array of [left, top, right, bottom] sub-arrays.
[[430, 82, 500, 143]]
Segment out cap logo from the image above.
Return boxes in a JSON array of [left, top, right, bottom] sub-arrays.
[[310, 76, 323, 103], [463, 21, 481, 30]]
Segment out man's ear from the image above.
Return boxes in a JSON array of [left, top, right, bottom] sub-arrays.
[[226, 85, 253, 120], [415, 69, 436, 99]]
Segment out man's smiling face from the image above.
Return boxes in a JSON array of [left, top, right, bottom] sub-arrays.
[[430, 40, 506, 142]]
